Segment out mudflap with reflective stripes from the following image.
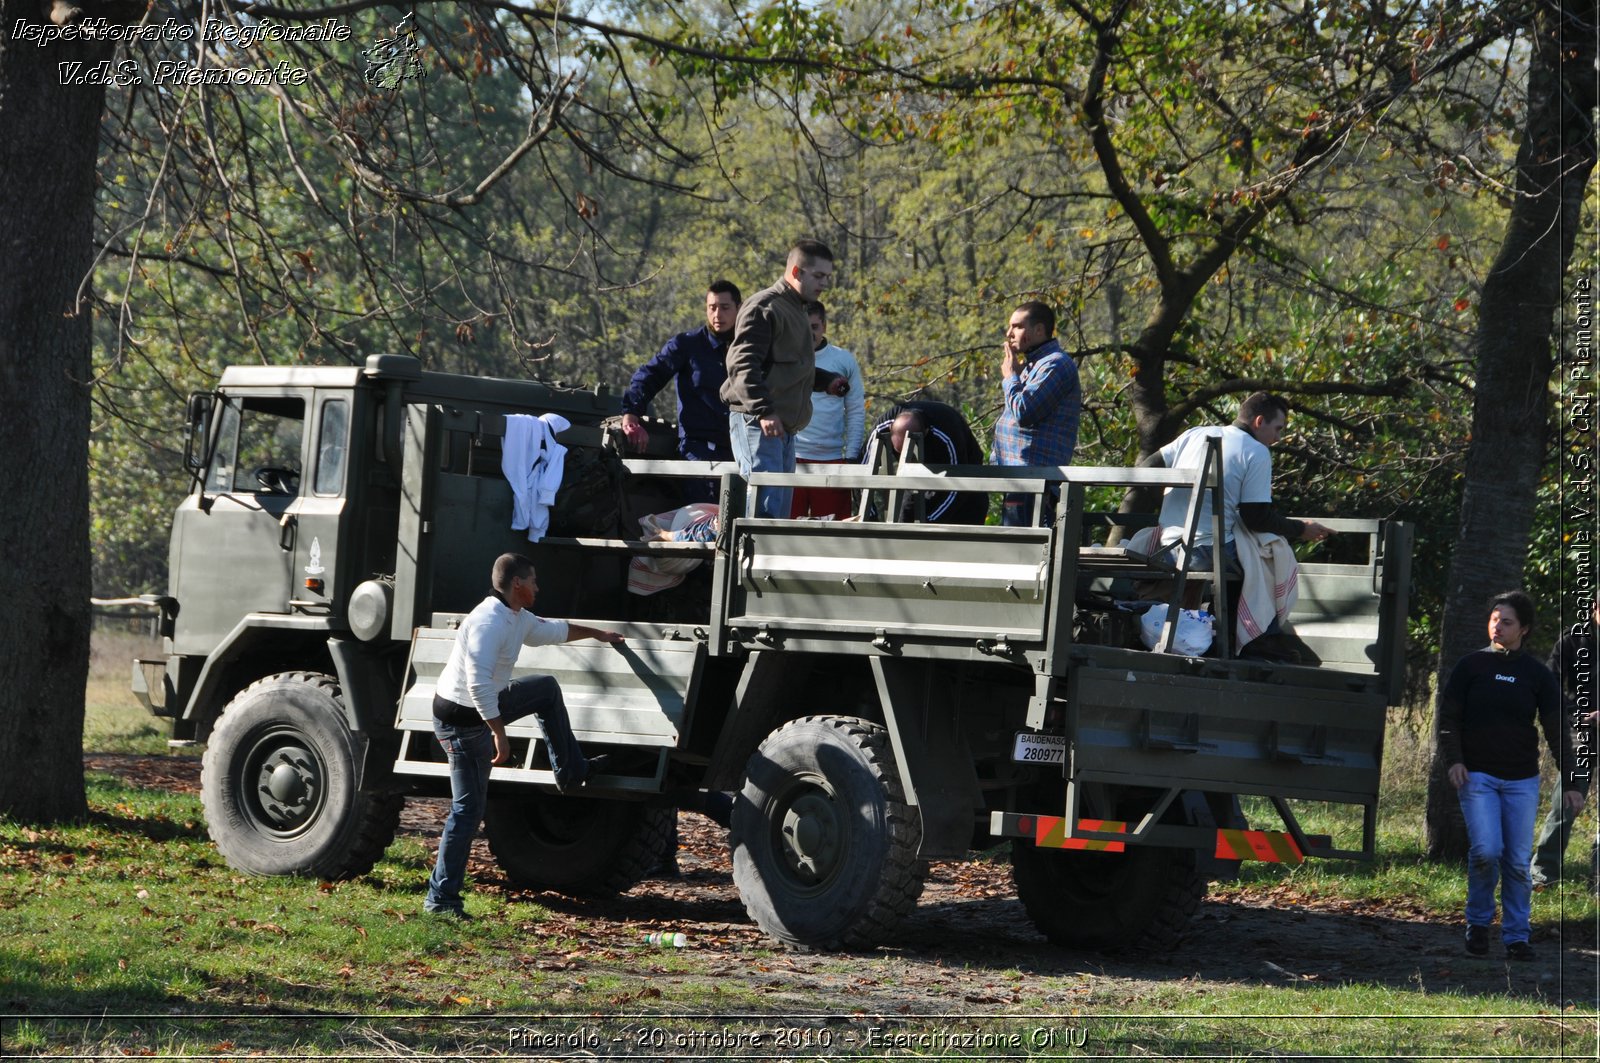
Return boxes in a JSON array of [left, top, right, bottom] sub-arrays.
[[1214, 828, 1304, 864]]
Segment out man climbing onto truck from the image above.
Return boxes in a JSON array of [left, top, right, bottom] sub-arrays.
[[424, 553, 626, 919]]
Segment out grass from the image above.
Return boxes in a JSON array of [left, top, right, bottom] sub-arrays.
[[7, 634, 1591, 1056], [85, 629, 170, 755], [0, 777, 622, 1047], [4, 773, 1597, 1057]]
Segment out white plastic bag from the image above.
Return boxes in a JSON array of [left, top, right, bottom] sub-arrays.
[[1138, 604, 1215, 656]]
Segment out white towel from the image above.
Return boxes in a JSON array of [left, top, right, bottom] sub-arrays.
[[501, 413, 570, 542], [1232, 521, 1298, 648]]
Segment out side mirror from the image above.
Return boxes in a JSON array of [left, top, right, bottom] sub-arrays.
[[183, 393, 213, 471]]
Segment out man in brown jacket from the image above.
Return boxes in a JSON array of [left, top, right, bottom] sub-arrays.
[[721, 239, 836, 518]]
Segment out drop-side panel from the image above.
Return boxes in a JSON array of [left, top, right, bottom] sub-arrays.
[[393, 629, 703, 793], [726, 520, 1056, 643], [1067, 664, 1386, 804]]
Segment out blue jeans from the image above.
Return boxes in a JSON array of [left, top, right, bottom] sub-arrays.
[[424, 719, 494, 914], [728, 412, 795, 519], [1183, 539, 1239, 574], [1457, 770, 1542, 943], [423, 676, 587, 914]]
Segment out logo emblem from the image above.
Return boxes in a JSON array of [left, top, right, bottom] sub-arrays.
[[305, 537, 326, 575]]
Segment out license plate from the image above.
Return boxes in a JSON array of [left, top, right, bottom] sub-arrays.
[[1012, 731, 1065, 765]]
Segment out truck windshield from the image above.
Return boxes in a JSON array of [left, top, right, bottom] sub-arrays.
[[204, 396, 306, 495]]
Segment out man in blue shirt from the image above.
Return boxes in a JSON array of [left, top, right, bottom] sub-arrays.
[[620, 280, 741, 502], [992, 300, 1081, 527]]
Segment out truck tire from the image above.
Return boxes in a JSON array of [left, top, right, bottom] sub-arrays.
[[484, 795, 672, 896], [731, 715, 926, 951], [201, 672, 402, 879], [1011, 842, 1206, 953]]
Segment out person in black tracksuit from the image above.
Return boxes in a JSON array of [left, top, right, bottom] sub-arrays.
[[864, 400, 988, 525]]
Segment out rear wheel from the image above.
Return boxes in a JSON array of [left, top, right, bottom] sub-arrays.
[[202, 672, 402, 879], [731, 715, 926, 950], [1011, 842, 1205, 953], [484, 794, 671, 896]]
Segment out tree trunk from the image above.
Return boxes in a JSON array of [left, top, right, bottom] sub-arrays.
[[1113, 291, 1202, 523], [1424, 0, 1598, 860], [0, 4, 113, 822]]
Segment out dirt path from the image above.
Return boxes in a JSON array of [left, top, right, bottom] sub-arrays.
[[83, 754, 1600, 1012]]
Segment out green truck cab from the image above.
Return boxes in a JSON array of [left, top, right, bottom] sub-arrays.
[[134, 354, 1411, 952]]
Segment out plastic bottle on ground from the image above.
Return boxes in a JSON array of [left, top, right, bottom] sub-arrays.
[[640, 931, 687, 948]]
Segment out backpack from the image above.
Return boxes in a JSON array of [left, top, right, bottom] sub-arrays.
[[548, 439, 629, 537]]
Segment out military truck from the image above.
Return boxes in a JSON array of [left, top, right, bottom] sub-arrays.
[[132, 353, 1411, 952]]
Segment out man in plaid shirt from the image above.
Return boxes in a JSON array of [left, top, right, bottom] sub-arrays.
[[993, 300, 1081, 526]]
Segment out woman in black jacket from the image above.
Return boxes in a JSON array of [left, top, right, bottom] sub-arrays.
[[1436, 590, 1584, 961]]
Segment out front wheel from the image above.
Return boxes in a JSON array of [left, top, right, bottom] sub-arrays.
[[201, 672, 402, 879], [1011, 842, 1205, 953], [731, 715, 926, 951]]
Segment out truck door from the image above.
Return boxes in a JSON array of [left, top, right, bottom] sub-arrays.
[[282, 392, 351, 616], [169, 391, 308, 655]]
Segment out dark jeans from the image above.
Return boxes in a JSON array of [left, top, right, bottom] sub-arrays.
[[423, 676, 587, 914], [1000, 487, 1058, 528], [658, 791, 736, 873], [1531, 776, 1596, 885], [680, 437, 727, 504]]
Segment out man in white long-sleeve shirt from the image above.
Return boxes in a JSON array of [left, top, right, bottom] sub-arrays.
[[424, 553, 624, 918], [790, 300, 865, 519]]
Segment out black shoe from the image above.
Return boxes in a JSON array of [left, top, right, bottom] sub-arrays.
[[1464, 925, 1489, 955], [1505, 940, 1536, 961], [556, 753, 612, 793]]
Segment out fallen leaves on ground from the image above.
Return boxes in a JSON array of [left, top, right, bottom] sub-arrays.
[[72, 753, 1592, 1012]]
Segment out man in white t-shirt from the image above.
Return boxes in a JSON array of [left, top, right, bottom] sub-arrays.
[[790, 300, 865, 519], [1147, 392, 1334, 568], [424, 553, 624, 918]]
